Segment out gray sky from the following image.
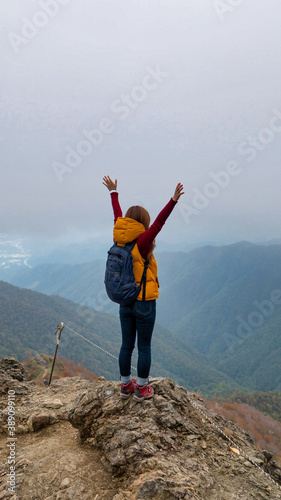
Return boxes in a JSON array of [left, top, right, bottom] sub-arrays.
[[1, 0, 281, 248]]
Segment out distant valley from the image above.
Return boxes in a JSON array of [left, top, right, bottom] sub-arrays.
[[1, 241, 281, 394], [0, 242, 281, 391], [0, 280, 240, 397]]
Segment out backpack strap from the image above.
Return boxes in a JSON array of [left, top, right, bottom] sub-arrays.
[[140, 258, 149, 301], [125, 240, 137, 252], [122, 239, 149, 301], [125, 240, 149, 301]]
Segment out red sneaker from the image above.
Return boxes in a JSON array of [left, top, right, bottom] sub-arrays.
[[120, 379, 137, 398], [133, 384, 154, 402]]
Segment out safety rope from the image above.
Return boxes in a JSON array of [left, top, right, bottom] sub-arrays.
[[62, 322, 280, 492], [64, 323, 137, 372]]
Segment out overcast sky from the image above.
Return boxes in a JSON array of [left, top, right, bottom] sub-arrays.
[[1, 0, 281, 249]]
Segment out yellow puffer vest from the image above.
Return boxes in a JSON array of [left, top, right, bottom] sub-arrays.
[[113, 217, 159, 301]]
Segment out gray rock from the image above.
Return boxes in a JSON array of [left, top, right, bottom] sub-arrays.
[[68, 377, 281, 498], [263, 449, 274, 461], [1, 366, 280, 500], [252, 457, 264, 466], [28, 412, 57, 432], [60, 477, 71, 489], [0, 358, 25, 381], [136, 477, 194, 499], [43, 399, 63, 409], [0, 358, 26, 396]]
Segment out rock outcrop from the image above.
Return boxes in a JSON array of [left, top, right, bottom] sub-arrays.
[[0, 358, 281, 499], [68, 377, 281, 499], [0, 358, 25, 396]]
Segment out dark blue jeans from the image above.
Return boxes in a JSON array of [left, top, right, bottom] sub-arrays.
[[119, 299, 156, 385]]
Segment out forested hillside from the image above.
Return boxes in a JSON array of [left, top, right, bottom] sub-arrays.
[[156, 242, 281, 392], [214, 390, 281, 423], [1, 241, 281, 392], [216, 314, 281, 392], [156, 242, 281, 356], [0, 259, 111, 312], [0, 281, 240, 396], [206, 400, 281, 464]]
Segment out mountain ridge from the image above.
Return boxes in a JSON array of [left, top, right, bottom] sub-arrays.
[[2, 241, 281, 393], [0, 280, 240, 396]]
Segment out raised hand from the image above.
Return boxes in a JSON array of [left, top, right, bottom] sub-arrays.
[[172, 183, 184, 202], [102, 175, 117, 192]]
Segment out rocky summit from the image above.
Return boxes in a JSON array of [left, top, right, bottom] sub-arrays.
[[0, 359, 281, 499]]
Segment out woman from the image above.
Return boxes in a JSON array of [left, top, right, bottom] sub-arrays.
[[102, 175, 184, 401]]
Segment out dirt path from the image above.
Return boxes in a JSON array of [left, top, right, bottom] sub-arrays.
[[0, 421, 118, 500]]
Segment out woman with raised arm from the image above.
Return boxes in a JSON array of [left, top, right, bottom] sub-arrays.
[[102, 175, 184, 401]]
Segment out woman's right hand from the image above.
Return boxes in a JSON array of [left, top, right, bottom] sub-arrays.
[[102, 175, 117, 191]]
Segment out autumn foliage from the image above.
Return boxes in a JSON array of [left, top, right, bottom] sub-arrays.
[[22, 354, 98, 384], [206, 400, 281, 465]]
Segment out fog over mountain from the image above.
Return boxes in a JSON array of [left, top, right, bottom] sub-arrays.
[[1, 1, 281, 249]]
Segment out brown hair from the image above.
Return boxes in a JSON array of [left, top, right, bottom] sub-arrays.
[[125, 205, 155, 259], [125, 206, 150, 230]]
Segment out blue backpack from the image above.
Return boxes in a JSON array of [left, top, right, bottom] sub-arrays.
[[104, 240, 149, 305]]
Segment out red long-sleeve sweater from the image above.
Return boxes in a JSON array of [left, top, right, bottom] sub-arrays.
[[110, 192, 177, 259]]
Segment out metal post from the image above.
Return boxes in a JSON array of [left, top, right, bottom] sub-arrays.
[[48, 322, 64, 386]]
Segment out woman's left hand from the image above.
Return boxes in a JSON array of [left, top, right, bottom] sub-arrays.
[[172, 183, 184, 202]]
